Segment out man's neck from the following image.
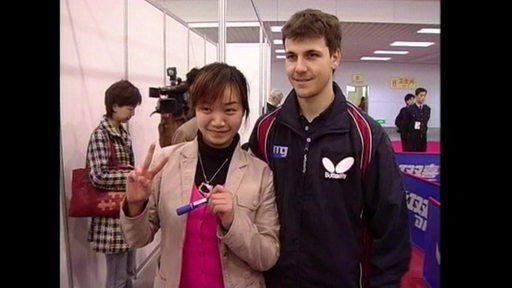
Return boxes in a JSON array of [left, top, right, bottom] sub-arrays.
[[298, 91, 334, 122]]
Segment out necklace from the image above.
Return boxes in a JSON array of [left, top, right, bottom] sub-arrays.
[[198, 151, 229, 194]]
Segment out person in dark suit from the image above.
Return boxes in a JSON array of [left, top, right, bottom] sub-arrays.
[[394, 93, 416, 151], [403, 87, 431, 152]]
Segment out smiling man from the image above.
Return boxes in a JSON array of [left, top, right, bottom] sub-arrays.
[[248, 8, 411, 288]]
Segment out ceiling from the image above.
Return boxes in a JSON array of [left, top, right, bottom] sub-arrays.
[[193, 22, 439, 64], [147, 0, 440, 65]]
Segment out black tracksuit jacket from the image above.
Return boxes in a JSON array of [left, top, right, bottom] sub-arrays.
[[248, 82, 411, 288]]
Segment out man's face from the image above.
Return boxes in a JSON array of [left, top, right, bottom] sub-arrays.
[[284, 37, 340, 100], [415, 91, 427, 104]]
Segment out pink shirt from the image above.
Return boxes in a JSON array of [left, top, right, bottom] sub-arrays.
[[180, 186, 224, 288]]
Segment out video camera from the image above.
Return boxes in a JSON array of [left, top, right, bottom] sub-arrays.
[[149, 67, 189, 115]]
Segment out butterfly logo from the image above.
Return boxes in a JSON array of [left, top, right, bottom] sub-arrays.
[[322, 156, 354, 180]]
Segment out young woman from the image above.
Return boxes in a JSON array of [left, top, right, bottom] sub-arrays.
[[120, 62, 280, 288], [86, 79, 142, 288]]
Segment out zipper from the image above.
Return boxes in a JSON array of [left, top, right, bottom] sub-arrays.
[[302, 137, 311, 174]]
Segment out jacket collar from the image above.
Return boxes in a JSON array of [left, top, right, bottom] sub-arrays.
[[278, 82, 352, 134], [177, 138, 249, 198]]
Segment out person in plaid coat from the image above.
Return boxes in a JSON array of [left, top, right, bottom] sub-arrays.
[[86, 79, 142, 288]]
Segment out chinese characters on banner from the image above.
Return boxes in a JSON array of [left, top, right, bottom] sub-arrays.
[[391, 77, 417, 89]]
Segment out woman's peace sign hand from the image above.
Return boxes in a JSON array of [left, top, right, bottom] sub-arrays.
[[125, 143, 168, 216]]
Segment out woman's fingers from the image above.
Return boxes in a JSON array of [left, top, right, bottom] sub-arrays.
[[147, 156, 169, 179], [142, 143, 156, 170]]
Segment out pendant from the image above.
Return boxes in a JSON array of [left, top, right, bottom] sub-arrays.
[[198, 182, 213, 194]]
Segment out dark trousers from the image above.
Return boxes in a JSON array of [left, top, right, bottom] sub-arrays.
[[399, 132, 408, 151], [403, 131, 427, 152]]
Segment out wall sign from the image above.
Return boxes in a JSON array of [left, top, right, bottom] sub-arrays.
[[391, 77, 417, 89]]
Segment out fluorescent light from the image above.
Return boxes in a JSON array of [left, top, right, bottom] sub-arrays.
[[390, 41, 434, 47], [374, 50, 409, 55], [417, 28, 440, 34], [188, 22, 260, 28], [270, 26, 282, 32], [276, 55, 286, 59], [273, 39, 283, 45], [360, 56, 391, 61], [275, 49, 285, 53]]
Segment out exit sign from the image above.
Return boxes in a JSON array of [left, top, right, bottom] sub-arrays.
[[376, 119, 385, 124]]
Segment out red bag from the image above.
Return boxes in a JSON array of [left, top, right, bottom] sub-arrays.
[[68, 139, 130, 218], [68, 168, 125, 217]]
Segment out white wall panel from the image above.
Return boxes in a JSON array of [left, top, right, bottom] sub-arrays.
[[127, 0, 164, 161], [60, 0, 126, 287], [226, 43, 261, 144], [271, 61, 440, 128], [165, 16, 189, 80], [61, 0, 195, 287], [206, 40, 218, 64], [189, 31, 206, 68], [127, 0, 164, 272]]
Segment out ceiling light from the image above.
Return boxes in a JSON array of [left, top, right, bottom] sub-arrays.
[[276, 55, 286, 59], [275, 49, 285, 53], [360, 56, 391, 61], [417, 28, 440, 34], [188, 22, 260, 28], [270, 26, 282, 32], [390, 41, 434, 47], [374, 50, 409, 55], [273, 39, 283, 45]]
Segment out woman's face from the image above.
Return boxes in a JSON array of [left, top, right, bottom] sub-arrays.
[[195, 86, 244, 148], [112, 105, 136, 123]]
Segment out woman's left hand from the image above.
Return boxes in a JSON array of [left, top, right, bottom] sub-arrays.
[[207, 185, 234, 230]]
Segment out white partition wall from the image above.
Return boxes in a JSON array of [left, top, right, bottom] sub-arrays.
[[127, 0, 166, 166], [270, 61, 440, 129], [126, 0, 166, 271], [60, 0, 213, 287], [165, 16, 189, 80], [226, 43, 263, 144], [206, 39, 218, 64], [60, 1, 127, 287]]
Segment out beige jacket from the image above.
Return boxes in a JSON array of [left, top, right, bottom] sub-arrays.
[[120, 140, 280, 288], [171, 117, 198, 145]]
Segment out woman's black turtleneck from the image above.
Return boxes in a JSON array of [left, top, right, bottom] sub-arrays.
[[194, 131, 240, 189]]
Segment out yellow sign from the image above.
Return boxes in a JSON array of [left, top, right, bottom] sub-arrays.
[[352, 74, 364, 83], [391, 77, 417, 89]]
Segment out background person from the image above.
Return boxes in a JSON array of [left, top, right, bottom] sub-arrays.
[[248, 8, 411, 288], [86, 79, 142, 288], [358, 96, 366, 111], [266, 88, 284, 113], [395, 93, 416, 151], [403, 87, 430, 152], [120, 62, 280, 288]]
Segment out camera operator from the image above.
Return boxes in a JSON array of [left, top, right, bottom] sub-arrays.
[[157, 67, 200, 148]]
